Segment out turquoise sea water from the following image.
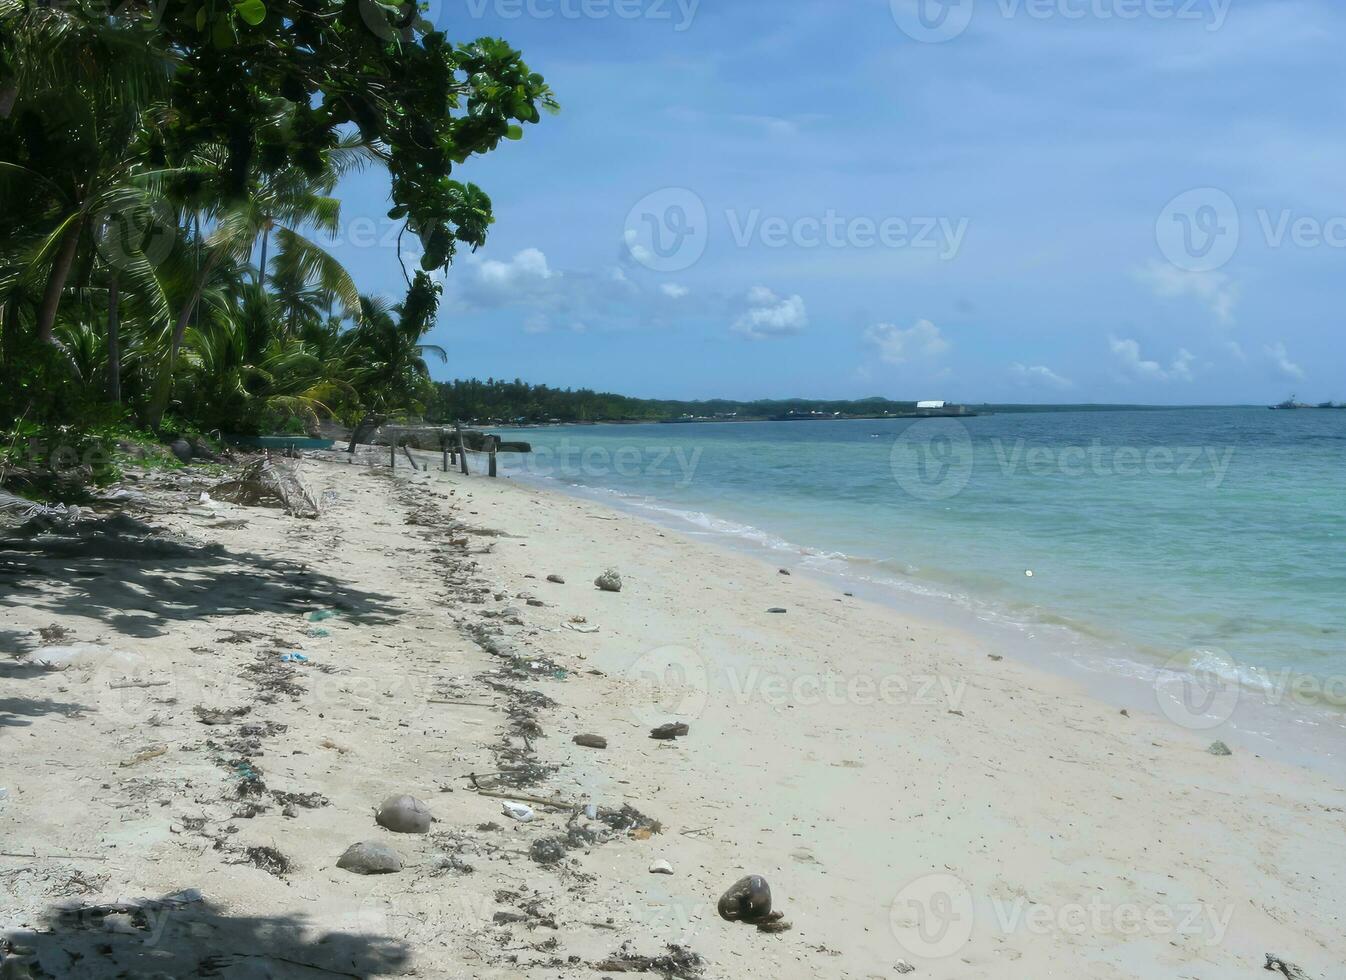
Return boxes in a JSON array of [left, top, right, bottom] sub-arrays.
[[495, 408, 1346, 725]]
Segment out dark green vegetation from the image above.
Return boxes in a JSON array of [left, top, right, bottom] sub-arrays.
[[0, 0, 554, 491], [428, 381, 923, 423], [427, 379, 1224, 424]]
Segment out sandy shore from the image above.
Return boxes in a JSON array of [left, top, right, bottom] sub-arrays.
[[1, 452, 1342, 979]]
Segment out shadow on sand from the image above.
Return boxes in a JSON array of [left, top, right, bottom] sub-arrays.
[[0, 513, 399, 639], [2, 893, 412, 978]]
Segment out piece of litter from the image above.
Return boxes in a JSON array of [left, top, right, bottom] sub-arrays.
[[501, 801, 535, 822], [649, 859, 674, 875], [280, 653, 310, 664], [1025, 570, 1034, 577], [307, 610, 339, 622], [564, 622, 600, 634]]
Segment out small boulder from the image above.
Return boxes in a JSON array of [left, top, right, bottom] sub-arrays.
[[1208, 741, 1233, 756], [595, 569, 623, 592], [546, 574, 566, 584], [573, 734, 608, 749], [718, 875, 772, 922], [767, 607, 788, 614], [375, 794, 432, 834], [168, 438, 193, 464], [336, 841, 402, 875], [649, 859, 674, 875]]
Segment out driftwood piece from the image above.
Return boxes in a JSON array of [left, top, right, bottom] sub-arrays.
[[212, 460, 321, 518], [468, 787, 574, 811]]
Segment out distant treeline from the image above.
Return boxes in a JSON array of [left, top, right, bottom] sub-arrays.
[[426, 379, 1229, 424], [427, 379, 919, 423]]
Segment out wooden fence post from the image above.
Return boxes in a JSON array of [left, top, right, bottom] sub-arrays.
[[456, 424, 470, 475], [488, 435, 498, 477], [390, 442, 396, 470], [441, 429, 450, 472]]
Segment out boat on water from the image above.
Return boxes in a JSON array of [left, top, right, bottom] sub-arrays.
[[1270, 395, 1311, 410], [1269, 396, 1344, 410]]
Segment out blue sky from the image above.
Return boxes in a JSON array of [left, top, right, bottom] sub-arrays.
[[325, 0, 1346, 404]]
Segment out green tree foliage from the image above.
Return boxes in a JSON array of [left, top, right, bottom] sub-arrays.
[[0, 0, 555, 460], [427, 379, 921, 424]]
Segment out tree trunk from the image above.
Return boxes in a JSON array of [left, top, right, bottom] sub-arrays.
[[256, 220, 271, 288], [145, 248, 223, 431], [107, 277, 121, 403], [34, 217, 83, 345]]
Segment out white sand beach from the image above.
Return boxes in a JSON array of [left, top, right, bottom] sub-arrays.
[[1, 453, 1342, 979]]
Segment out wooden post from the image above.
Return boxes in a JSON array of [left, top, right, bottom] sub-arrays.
[[390, 442, 396, 470], [456, 424, 470, 475], [488, 435, 498, 478], [402, 445, 420, 470], [441, 429, 450, 472]]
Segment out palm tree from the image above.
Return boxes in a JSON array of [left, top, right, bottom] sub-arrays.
[[145, 148, 366, 430], [345, 278, 447, 414], [0, 0, 171, 347]]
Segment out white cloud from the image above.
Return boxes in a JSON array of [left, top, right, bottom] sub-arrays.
[[457, 247, 559, 309], [1109, 336, 1196, 382], [1010, 362, 1074, 390], [732, 287, 808, 340], [1137, 261, 1239, 324], [660, 283, 689, 299], [476, 247, 554, 288], [1223, 340, 1247, 361], [1264, 342, 1305, 380], [863, 319, 950, 365]]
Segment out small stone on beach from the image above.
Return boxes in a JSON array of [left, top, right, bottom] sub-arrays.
[[595, 569, 623, 592], [649, 859, 674, 875], [767, 607, 787, 614], [1208, 740, 1233, 756], [718, 874, 772, 923], [336, 841, 402, 875], [547, 574, 566, 584], [573, 733, 608, 749], [649, 722, 689, 740], [375, 794, 432, 834]]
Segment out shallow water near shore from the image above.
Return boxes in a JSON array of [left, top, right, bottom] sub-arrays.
[[495, 407, 1346, 771]]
